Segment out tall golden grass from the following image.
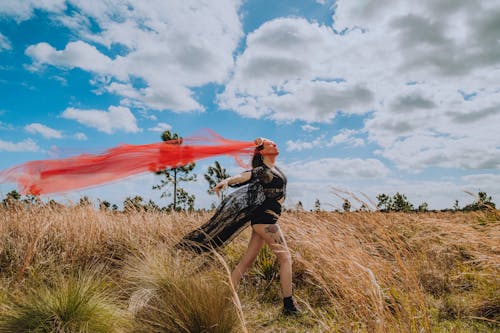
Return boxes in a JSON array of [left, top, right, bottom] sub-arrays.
[[0, 202, 498, 332]]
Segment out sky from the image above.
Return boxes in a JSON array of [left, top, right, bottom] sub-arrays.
[[0, 0, 499, 210]]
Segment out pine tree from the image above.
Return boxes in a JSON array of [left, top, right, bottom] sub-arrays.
[[342, 199, 351, 212], [392, 192, 413, 212], [2, 190, 22, 209], [376, 193, 392, 212], [463, 191, 496, 211], [153, 130, 197, 211], [314, 198, 321, 212], [418, 202, 428, 212], [359, 203, 370, 212], [204, 160, 230, 201], [99, 200, 111, 211], [79, 196, 92, 206]]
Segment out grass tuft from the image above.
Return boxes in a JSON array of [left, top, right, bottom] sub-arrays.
[[0, 269, 128, 333], [123, 249, 240, 333]]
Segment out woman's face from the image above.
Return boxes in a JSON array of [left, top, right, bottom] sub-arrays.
[[261, 139, 279, 156]]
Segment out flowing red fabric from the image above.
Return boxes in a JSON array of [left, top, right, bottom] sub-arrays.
[[0, 130, 255, 195]]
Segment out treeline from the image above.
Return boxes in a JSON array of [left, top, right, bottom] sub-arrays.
[[373, 191, 496, 213], [1, 188, 496, 214], [292, 191, 496, 214]]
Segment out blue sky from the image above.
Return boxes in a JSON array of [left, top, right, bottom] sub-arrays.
[[1, 0, 499, 210]]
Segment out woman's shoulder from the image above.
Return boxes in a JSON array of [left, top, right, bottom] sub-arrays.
[[252, 165, 273, 183]]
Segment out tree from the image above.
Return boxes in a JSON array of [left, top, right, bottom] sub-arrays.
[[23, 194, 41, 206], [478, 191, 495, 208], [314, 198, 321, 212], [418, 202, 428, 212], [79, 196, 92, 206], [359, 203, 370, 212], [2, 190, 21, 209], [204, 160, 230, 201], [175, 188, 195, 212], [295, 201, 304, 211], [453, 200, 460, 211], [342, 199, 351, 212], [392, 192, 413, 212], [99, 200, 111, 211], [463, 191, 496, 211], [376, 193, 392, 212], [3, 190, 21, 203], [153, 130, 197, 211]]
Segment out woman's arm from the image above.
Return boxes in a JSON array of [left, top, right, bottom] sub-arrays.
[[214, 171, 252, 196]]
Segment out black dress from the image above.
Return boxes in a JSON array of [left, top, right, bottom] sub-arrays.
[[176, 165, 287, 253]]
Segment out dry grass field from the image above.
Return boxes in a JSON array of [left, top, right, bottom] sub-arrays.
[[0, 202, 498, 332]]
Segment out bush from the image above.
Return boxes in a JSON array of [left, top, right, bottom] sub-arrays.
[[124, 250, 240, 333], [0, 270, 128, 333]]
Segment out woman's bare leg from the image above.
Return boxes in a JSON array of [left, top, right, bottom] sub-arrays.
[[231, 229, 265, 288], [251, 223, 293, 297]]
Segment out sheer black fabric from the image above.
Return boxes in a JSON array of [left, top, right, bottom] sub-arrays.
[[176, 165, 286, 253]]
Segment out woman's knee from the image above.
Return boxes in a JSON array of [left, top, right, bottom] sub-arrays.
[[274, 247, 292, 265]]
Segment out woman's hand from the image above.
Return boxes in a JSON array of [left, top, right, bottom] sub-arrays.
[[254, 137, 264, 147], [214, 179, 229, 197]]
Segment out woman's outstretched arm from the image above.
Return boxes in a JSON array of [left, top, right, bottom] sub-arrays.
[[214, 171, 251, 196]]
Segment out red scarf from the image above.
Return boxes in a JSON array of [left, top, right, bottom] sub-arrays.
[[0, 129, 254, 195]]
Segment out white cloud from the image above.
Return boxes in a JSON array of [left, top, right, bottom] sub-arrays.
[[61, 105, 140, 134], [462, 173, 500, 186], [301, 124, 319, 132], [25, 41, 113, 73], [144, 114, 157, 121], [0, 0, 66, 22], [286, 135, 325, 152], [24, 123, 63, 139], [286, 129, 364, 151], [19, 0, 243, 113], [374, 134, 500, 171], [0, 32, 11, 51], [148, 122, 172, 133], [74, 132, 88, 141], [328, 129, 364, 147], [218, 18, 375, 121], [283, 158, 390, 180], [50, 75, 68, 86], [0, 138, 40, 152]]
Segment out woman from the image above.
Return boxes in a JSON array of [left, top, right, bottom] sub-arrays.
[[177, 138, 299, 315]]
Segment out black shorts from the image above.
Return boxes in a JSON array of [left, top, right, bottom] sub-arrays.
[[251, 200, 282, 225]]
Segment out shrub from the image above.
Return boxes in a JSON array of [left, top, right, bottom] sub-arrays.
[[0, 270, 128, 333]]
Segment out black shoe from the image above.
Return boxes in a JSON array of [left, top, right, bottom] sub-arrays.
[[283, 306, 300, 316], [283, 296, 300, 316]]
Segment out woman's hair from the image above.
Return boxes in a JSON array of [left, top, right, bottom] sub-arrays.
[[251, 144, 265, 169]]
